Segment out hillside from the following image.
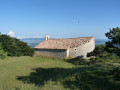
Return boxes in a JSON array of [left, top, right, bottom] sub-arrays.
[[0, 56, 120, 90]]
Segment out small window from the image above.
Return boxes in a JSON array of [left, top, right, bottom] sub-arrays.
[[74, 48, 77, 51]]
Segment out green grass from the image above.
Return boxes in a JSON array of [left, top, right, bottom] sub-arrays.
[[0, 56, 120, 90]]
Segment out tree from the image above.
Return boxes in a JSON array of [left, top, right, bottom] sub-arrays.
[[0, 34, 34, 56], [105, 27, 120, 56]]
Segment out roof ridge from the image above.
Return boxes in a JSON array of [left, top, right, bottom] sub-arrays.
[[50, 36, 94, 40]]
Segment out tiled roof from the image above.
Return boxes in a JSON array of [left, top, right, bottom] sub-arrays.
[[34, 37, 94, 49]]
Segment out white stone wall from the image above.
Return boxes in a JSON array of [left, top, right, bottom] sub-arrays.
[[34, 49, 67, 59], [69, 38, 95, 58]]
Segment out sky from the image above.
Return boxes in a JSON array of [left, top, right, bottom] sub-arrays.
[[0, 0, 120, 39]]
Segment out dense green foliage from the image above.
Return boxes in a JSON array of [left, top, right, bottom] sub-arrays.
[[0, 34, 34, 56], [105, 27, 120, 56], [110, 67, 120, 80], [87, 44, 106, 57], [87, 44, 118, 63], [88, 27, 120, 62], [87, 44, 114, 59], [0, 43, 7, 59]]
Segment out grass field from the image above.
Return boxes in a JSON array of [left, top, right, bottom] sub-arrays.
[[0, 56, 120, 90]]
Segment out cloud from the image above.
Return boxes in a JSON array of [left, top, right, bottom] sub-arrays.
[[16, 35, 41, 39], [8, 31, 15, 37]]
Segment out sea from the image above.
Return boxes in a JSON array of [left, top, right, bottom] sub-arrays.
[[21, 38, 108, 48]]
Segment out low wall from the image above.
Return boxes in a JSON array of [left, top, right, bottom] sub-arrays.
[[34, 49, 67, 59]]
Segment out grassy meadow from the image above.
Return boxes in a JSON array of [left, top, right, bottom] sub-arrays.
[[0, 56, 120, 90]]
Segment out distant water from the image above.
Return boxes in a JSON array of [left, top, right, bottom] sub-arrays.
[[21, 38, 108, 48], [21, 38, 44, 48]]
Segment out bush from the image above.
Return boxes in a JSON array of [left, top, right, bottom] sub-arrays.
[[90, 57, 101, 64], [0, 34, 34, 56], [87, 44, 106, 57], [110, 67, 120, 80], [0, 43, 7, 59], [87, 44, 117, 61]]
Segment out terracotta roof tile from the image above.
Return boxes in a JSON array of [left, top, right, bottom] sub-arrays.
[[34, 37, 94, 49]]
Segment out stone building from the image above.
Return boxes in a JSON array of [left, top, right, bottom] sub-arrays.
[[34, 36, 95, 58]]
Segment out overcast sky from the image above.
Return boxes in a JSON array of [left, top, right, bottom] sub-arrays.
[[0, 0, 120, 39]]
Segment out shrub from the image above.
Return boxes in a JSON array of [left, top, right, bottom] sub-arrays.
[[110, 67, 120, 80], [89, 57, 101, 64], [0, 43, 7, 59], [90, 57, 96, 64], [87, 44, 106, 57], [87, 44, 117, 61]]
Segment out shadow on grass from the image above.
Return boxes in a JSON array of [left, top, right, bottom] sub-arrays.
[[65, 58, 90, 65], [17, 64, 120, 89]]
